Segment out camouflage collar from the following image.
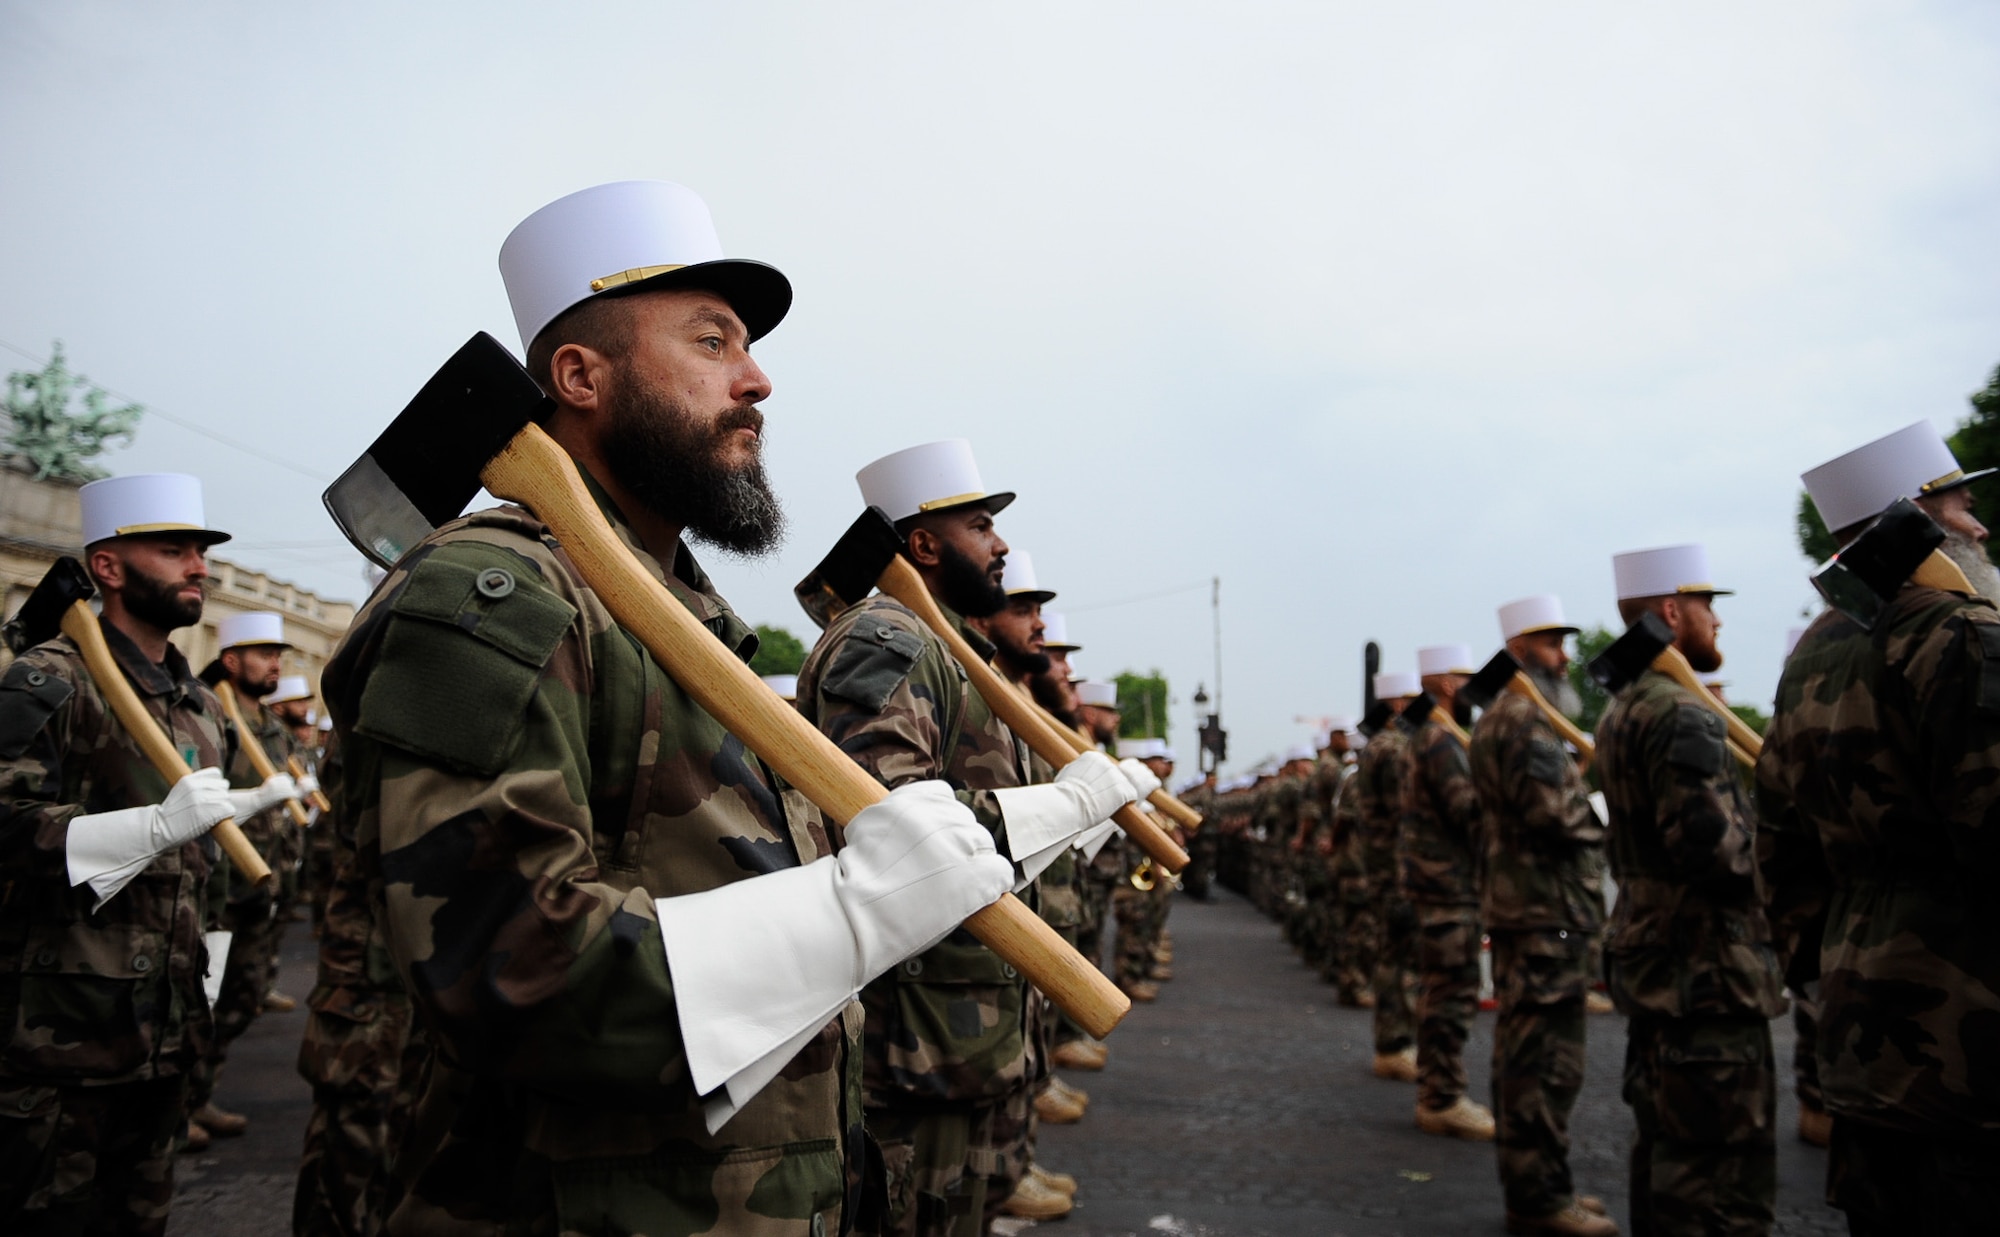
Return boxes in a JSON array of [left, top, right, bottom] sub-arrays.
[[101, 614, 207, 708], [576, 467, 757, 661], [939, 602, 997, 661]]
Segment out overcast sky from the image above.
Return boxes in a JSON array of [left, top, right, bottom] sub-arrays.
[[5, 2, 1999, 773]]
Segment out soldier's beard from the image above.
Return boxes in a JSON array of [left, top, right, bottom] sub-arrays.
[[1028, 671, 1078, 728], [120, 561, 203, 633], [1941, 530, 2000, 606], [1527, 665, 1584, 720], [935, 540, 1008, 618], [601, 375, 786, 558]]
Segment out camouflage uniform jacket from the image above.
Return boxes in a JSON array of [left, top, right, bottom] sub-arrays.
[[0, 617, 225, 1083], [797, 595, 1034, 1106], [1470, 692, 1606, 934], [1757, 589, 2000, 1135], [1352, 728, 1412, 891], [322, 496, 859, 1231], [219, 690, 298, 904], [1398, 719, 1482, 909], [1595, 670, 1783, 1020], [1256, 774, 1314, 844]]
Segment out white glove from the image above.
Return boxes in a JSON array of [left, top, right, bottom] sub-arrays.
[[994, 750, 1139, 887], [1074, 819, 1119, 862], [66, 768, 235, 907], [202, 930, 233, 1007], [1117, 757, 1163, 802], [228, 773, 301, 819], [654, 780, 1013, 1132], [294, 774, 320, 799]]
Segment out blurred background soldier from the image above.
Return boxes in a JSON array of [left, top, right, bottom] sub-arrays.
[[1470, 597, 1616, 1237], [1073, 677, 1126, 994], [1597, 545, 1784, 1237], [0, 473, 254, 1234], [1760, 423, 2000, 1235], [1362, 670, 1423, 1084], [1111, 737, 1180, 1002], [1403, 643, 1495, 1141], [1320, 720, 1375, 1006]]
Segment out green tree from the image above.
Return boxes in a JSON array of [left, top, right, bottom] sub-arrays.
[[749, 624, 808, 676], [1729, 702, 1769, 736], [2, 342, 143, 482], [1793, 358, 2000, 565], [1114, 669, 1169, 741], [1568, 625, 1617, 735]]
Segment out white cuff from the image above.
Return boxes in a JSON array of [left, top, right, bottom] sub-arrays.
[[202, 930, 232, 1007], [65, 805, 159, 910], [654, 859, 859, 1112], [996, 783, 1099, 890], [1075, 819, 1120, 863]]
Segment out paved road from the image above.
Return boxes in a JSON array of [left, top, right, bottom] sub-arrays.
[[170, 891, 1844, 1236]]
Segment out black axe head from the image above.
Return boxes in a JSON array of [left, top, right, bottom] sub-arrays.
[[1460, 648, 1523, 710], [4, 556, 95, 655], [322, 332, 554, 570], [1402, 692, 1438, 728], [1810, 497, 1945, 632], [795, 506, 904, 630], [1358, 698, 1394, 738], [1587, 610, 1675, 695]]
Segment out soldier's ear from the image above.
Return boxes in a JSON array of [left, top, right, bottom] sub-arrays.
[[905, 525, 943, 569], [86, 545, 124, 592]]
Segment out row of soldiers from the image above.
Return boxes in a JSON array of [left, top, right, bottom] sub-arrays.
[[1204, 415, 2000, 1237], [0, 179, 1202, 1237]]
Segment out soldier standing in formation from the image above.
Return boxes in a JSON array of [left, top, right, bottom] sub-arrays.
[[798, 438, 1143, 1237], [187, 611, 308, 1147], [1595, 544, 1785, 1236], [0, 474, 298, 1233], [1470, 596, 1616, 1237], [1760, 422, 2000, 1235], [1361, 670, 1423, 1084], [322, 182, 1016, 1236], [1402, 643, 1498, 1140]]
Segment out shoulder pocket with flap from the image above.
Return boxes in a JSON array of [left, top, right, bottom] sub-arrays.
[[1666, 703, 1727, 777], [822, 619, 928, 713], [0, 658, 74, 761]]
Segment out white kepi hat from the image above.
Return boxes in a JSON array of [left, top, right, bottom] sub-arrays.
[[1000, 551, 1056, 604], [1417, 643, 1476, 677], [1122, 736, 1168, 760], [856, 440, 1016, 523], [498, 180, 792, 351], [1041, 611, 1080, 653], [1802, 420, 1995, 537], [760, 674, 798, 702], [79, 473, 230, 547], [1373, 670, 1421, 699], [1326, 714, 1358, 737], [1284, 742, 1317, 764], [1612, 544, 1733, 601], [264, 675, 313, 705], [1497, 595, 1579, 642], [217, 612, 289, 651], [1075, 680, 1119, 709]]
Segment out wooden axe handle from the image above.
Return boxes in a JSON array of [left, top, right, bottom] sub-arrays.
[[216, 682, 312, 828], [873, 556, 1191, 874], [1434, 711, 1471, 749], [480, 425, 1129, 1041], [1912, 549, 1975, 595], [1502, 676, 1596, 767], [58, 603, 272, 886], [287, 755, 333, 813], [1003, 680, 1205, 831], [1650, 646, 1763, 763]]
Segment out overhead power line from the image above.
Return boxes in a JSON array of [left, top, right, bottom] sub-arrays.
[[1065, 578, 1212, 614]]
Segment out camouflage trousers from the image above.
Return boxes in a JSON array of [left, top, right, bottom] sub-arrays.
[[1111, 884, 1168, 985], [1489, 929, 1592, 1218], [1622, 1013, 1775, 1237], [187, 895, 281, 1115], [1371, 887, 1419, 1054], [293, 988, 428, 1237], [868, 1100, 1000, 1237], [0, 1074, 186, 1236], [1332, 876, 1377, 1000], [981, 1083, 1037, 1229], [1828, 1117, 2000, 1237], [1791, 996, 1822, 1114], [1076, 872, 1115, 972], [1413, 906, 1482, 1111], [1180, 822, 1217, 900]]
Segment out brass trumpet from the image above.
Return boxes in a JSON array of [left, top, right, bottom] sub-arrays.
[[1130, 858, 1156, 891]]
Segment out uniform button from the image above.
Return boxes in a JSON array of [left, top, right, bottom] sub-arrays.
[[901, 959, 923, 977], [1558, 930, 1568, 940], [475, 568, 516, 599], [33, 950, 54, 968], [131, 955, 152, 973], [24, 670, 45, 687], [876, 626, 894, 642], [1001, 964, 1018, 979], [17, 1095, 33, 1111]]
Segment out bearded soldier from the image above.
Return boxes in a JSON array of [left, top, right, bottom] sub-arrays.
[[1360, 669, 1422, 1083], [1760, 423, 2000, 1235], [0, 473, 297, 1234], [797, 440, 1141, 1237], [1596, 544, 1784, 1237], [323, 182, 1014, 1236], [1470, 597, 1616, 1237]]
